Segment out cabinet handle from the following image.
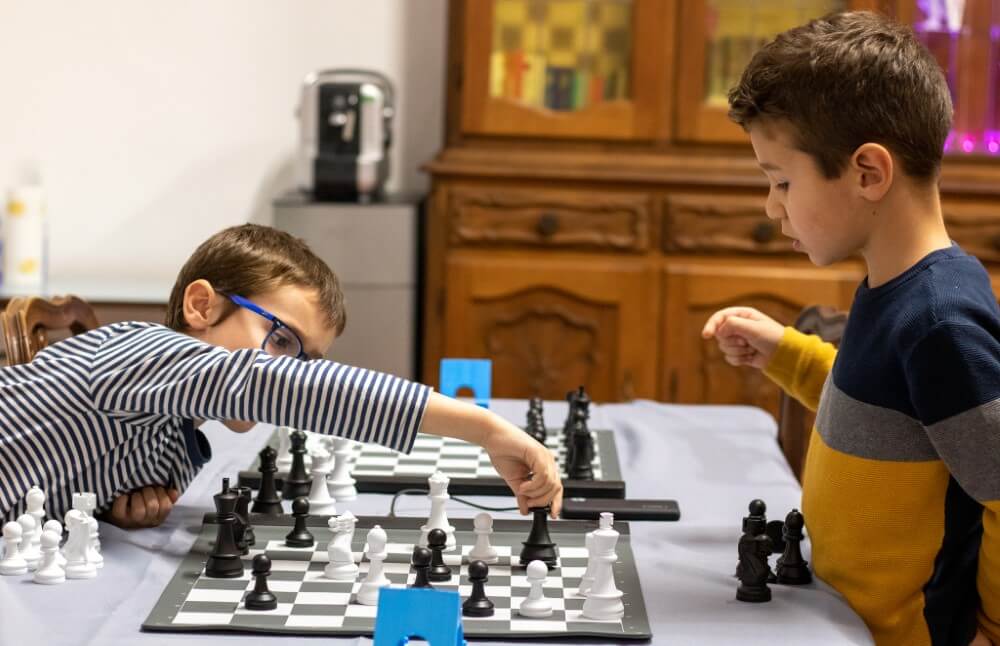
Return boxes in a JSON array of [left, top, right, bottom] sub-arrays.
[[752, 221, 776, 244], [536, 212, 559, 238], [621, 369, 635, 402]]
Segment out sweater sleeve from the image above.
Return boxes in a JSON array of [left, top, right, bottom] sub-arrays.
[[904, 322, 1000, 642], [762, 327, 838, 413], [87, 322, 429, 454]]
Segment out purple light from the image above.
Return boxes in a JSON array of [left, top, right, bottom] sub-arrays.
[[988, 132, 1000, 155], [990, 141, 1000, 154], [962, 137, 976, 153], [945, 132, 955, 151]]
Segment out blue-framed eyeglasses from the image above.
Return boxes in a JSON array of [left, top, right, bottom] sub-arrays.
[[225, 294, 309, 361]]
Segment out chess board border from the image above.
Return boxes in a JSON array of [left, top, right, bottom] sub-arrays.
[[237, 428, 626, 499], [141, 514, 652, 640]]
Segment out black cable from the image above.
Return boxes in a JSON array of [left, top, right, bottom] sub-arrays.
[[387, 488, 519, 517]]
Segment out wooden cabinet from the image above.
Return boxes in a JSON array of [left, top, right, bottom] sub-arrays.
[[424, 0, 1000, 423]]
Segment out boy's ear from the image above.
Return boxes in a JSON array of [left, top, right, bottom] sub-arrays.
[[850, 143, 893, 202], [182, 279, 220, 331]]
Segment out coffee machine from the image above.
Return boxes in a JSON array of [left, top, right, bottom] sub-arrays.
[[296, 69, 394, 201]]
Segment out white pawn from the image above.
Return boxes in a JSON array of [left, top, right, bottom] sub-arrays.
[[276, 426, 294, 469], [0, 521, 28, 575], [86, 516, 104, 568], [326, 438, 357, 501], [518, 560, 553, 618], [577, 530, 596, 597], [467, 512, 498, 564], [307, 450, 337, 515], [16, 514, 40, 570], [63, 510, 96, 579], [581, 512, 624, 620], [26, 486, 45, 558], [33, 530, 65, 585], [43, 520, 66, 568], [356, 525, 391, 605]]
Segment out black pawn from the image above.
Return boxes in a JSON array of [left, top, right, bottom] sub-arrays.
[[282, 430, 311, 500], [251, 446, 283, 515], [245, 554, 278, 610], [410, 546, 433, 588], [284, 497, 314, 548], [566, 414, 594, 480], [519, 506, 558, 569], [205, 480, 243, 578], [736, 515, 774, 602], [776, 509, 812, 585], [462, 560, 495, 617], [427, 528, 453, 582]]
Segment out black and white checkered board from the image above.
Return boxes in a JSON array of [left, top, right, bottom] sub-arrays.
[[238, 428, 626, 498], [142, 515, 651, 640]]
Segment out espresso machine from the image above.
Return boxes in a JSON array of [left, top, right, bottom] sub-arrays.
[[296, 69, 395, 201]]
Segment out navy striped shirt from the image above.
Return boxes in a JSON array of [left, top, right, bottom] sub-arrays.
[[0, 321, 430, 524]]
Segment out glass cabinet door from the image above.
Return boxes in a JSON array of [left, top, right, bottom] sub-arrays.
[[460, 0, 674, 140]]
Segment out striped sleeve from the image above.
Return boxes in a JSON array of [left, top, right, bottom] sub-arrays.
[[87, 323, 429, 454], [763, 327, 838, 412]]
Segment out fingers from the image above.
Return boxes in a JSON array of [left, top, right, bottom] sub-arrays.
[[167, 488, 180, 503], [701, 307, 762, 339], [141, 486, 160, 525], [154, 486, 174, 525], [111, 493, 131, 529], [130, 490, 147, 526]]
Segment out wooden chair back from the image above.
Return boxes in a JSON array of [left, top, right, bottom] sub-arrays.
[[778, 304, 848, 481], [1, 296, 100, 366]]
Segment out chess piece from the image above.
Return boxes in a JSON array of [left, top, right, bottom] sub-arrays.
[[581, 512, 624, 620], [251, 446, 283, 515], [33, 529, 65, 585], [234, 485, 255, 551], [467, 512, 498, 564], [566, 412, 595, 480], [327, 438, 358, 500], [736, 514, 774, 602], [577, 530, 597, 597], [25, 486, 45, 559], [282, 430, 312, 500], [518, 560, 553, 618], [356, 525, 391, 605], [285, 497, 315, 548], [324, 512, 359, 580], [63, 510, 97, 579], [419, 472, 456, 551], [410, 546, 433, 588], [205, 483, 243, 578], [736, 499, 770, 578], [276, 426, 294, 470], [17, 514, 40, 570], [245, 554, 279, 610], [462, 560, 495, 617], [519, 506, 558, 569], [776, 509, 812, 585], [525, 400, 547, 445], [427, 528, 453, 582], [43, 520, 65, 568], [0, 521, 28, 575], [307, 449, 338, 515], [85, 516, 103, 568]]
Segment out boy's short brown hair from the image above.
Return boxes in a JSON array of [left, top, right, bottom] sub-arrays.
[[165, 224, 346, 334], [728, 11, 952, 182]]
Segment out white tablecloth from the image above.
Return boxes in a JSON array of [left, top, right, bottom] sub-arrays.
[[0, 400, 873, 645]]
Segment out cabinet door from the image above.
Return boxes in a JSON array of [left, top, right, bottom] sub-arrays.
[[444, 251, 658, 401], [459, 0, 674, 140], [661, 260, 862, 418]]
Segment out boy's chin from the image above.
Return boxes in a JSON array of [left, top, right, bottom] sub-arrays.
[[223, 419, 256, 433]]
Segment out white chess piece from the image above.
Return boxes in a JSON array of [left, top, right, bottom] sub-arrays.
[[26, 486, 45, 558], [467, 512, 498, 564], [276, 426, 294, 469], [16, 514, 40, 570], [518, 560, 553, 618], [577, 530, 596, 597], [418, 472, 456, 551], [33, 530, 65, 585], [0, 521, 28, 575], [86, 516, 104, 568], [43, 520, 66, 568], [356, 525, 391, 605], [326, 438, 357, 501], [306, 449, 337, 515], [324, 512, 359, 580], [63, 510, 96, 579], [581, 512, 624, 620]]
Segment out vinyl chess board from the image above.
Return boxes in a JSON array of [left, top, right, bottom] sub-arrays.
[[237, 428, 626, 498], [142, 515, 651, 640]]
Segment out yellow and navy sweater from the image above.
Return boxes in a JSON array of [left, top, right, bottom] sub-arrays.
[[765, 244, 1000, 646]]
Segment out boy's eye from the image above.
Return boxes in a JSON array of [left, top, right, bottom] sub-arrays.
[[775, 182, 789, 191]]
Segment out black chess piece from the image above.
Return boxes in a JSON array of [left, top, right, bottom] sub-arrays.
[[530, 413, 548, 445], [566, 413, 595, 480], [234, 485, 256, 549], [462, 560, 495, 617], [410, 546, 434, 588], [230, 483, 250, 555], [519, 506, 558, 569], [427, 528, 453, 582], [205, 480, 244, 578], [765, 519, 786, 554], [776, 509, 812, 585], [736, 515, 774, 602], [736, 499, 770, 578], [245, 554, 278, 610], [563, 386, 591, 452], [251, 446, 283, 515], [284, 497, 315, 548], [282, 430, 312, 500]]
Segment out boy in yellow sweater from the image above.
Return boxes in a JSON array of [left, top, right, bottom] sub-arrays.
[[702, 11, 1000, 646]]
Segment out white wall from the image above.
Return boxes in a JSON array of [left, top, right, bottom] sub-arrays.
[[0, 0, 447, 289]]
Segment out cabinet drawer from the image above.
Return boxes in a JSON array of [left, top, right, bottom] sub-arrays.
[[943, 201, 1000, 264], [447, 187, 651, 252], [663, 194, 793, 254]]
